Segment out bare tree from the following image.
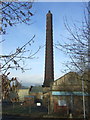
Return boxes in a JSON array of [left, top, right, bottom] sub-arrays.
[[55, 2, 90, 83], [0, 35, 41, 74], [0, 1, 34, 35], [55, 2, 90, 118], [1, 74, 21, 102], [0, 1, 42, 102], [0, 1, 42, 75]]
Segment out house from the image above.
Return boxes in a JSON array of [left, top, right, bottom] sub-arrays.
[[43, 72, 89, 117]]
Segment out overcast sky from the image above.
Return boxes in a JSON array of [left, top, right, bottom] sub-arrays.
[[2, 2, 87, 86]]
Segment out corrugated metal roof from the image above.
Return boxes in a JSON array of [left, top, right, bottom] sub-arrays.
[[52, 91, 89, 96]]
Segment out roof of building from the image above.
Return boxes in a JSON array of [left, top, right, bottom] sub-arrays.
[[30, 86, 43, 93]]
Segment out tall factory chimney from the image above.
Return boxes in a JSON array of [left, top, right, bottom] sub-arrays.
[[43, 11, 54, 87]]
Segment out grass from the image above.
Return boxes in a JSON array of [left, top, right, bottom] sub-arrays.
[[2, 104, 31, 115], [2, 104, 48, 118]]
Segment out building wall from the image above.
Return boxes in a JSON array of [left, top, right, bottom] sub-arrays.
[[24, 96, 34, 105], [18, 88, 29, 101], [49, 72, 88, 117], [51, 72, 83, 91], [29, 92, 43, 100]]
